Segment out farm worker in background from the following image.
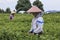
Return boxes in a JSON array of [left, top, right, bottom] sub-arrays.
[[27, 6, 44, 35], [10, 10, 16, 20]]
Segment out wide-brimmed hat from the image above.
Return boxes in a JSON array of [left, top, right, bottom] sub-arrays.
[[11, 10, 16, 14], [27, 6, 42, 13]]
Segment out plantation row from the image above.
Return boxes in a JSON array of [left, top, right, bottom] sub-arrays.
[[0, 13, 60, 40]]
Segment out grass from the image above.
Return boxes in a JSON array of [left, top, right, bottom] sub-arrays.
[[0, 13, 60, 40]]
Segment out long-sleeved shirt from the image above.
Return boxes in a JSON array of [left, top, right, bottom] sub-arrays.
[[29, 13, 44, 33]]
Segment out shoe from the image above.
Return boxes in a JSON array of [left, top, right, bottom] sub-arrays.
[[38, 31, 43, 35], [29, 31, 33, 33], [29, 30, 34, 33]]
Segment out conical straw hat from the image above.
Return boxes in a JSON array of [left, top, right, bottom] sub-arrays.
[[27, 6, 42, 13]]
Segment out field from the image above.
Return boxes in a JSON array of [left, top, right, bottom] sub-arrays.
[[0, 13, 60, 40]]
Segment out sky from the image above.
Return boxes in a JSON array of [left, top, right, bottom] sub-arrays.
[[0, 0, 60, 11]]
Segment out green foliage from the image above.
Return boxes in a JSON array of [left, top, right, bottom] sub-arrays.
[[15, 0, 31, 13], [0, 13, 60, 40], [5, 8, 11, 13], [0, 8, 5, 13], [33, 0, 44, 11]]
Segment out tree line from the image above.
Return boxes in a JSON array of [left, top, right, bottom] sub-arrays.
[[0, 8, 11, 13], [0, 0, 44, 13], [15, 0, 44, 13]]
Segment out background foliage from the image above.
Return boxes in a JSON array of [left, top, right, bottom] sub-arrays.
[[33, 0, 44, 11], [15, 0, 31, 13]]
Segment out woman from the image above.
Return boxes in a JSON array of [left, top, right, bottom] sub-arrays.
[[29, 12, 44, 35], [10, 10, 16, 20], [27, 6, 44, 35]]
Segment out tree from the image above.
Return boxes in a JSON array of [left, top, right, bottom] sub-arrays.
[[1, 9, 5, 13], [0, 9, 2, 13], [15, 0, 31, 13], [33, 0, 44, 11], [0, 8, 5, 13], [5, 8, 11, 13]]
